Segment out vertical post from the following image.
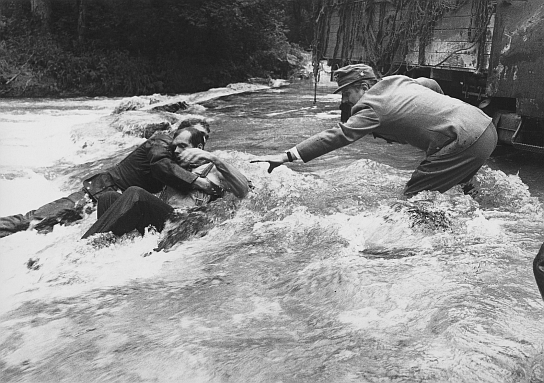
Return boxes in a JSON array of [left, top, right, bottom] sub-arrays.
[[312, 0, 325, 105], [313, 62, 319, 105], [78, 0, 87, 46]]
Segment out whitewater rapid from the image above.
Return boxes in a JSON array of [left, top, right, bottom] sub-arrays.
[[1, 80, 543, 383]]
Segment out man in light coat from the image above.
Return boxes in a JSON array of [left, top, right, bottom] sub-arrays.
[[252, 64, 497, 196]]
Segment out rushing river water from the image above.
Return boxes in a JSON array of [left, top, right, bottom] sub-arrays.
[[0, 79, 543, 383]]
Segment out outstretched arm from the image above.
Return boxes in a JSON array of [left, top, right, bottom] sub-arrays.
[[251, 105, 380, 173], [177, 148, 250, 198], [250, 152, 290, 173]]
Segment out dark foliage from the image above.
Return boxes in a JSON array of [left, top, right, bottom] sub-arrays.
[[0, 0, 314, 97]]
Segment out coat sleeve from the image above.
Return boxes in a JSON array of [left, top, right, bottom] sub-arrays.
[[295, 104, 381, 162], [147, 136, 198, 192], [212, 159, 249, 198]]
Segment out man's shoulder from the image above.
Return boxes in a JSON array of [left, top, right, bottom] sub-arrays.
[[414, 77, 443, 94], [379, 75, 441, 91], [142, 132, 175, 160], [377, 75, 412, 85], [147, 132, 174, 146], [370, 75, 443, 96]]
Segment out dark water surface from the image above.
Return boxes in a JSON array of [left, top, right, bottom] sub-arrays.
[[1, 81, 543, 383]]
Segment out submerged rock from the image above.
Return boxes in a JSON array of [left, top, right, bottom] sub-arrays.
[[155, 195, 241, 252], [109, 111, 174, 138], [149, 100, 189, 113], [112, 96, 149, 114], [86, 232, 119, 249], [388, 199, 453, 232]]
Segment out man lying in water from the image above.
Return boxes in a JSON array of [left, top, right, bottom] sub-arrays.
[[81, 126, 250, 241], [0, 119, 216, 238]]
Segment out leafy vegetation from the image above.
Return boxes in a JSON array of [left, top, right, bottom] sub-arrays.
[[0, 0, 315, 97]]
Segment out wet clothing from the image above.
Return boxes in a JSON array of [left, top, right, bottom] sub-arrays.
[[0, 211, 36, 237], [293, 75, 496, 195], [81, 187, 173, 239], [534, 243, 544, 301], [82, 163, 227, 239], [403, 122, 497, 195], [0, 133, 197, 238], [340, 102, 352, 123], [339, 78, 442, 126], [0, 190, 89, 237], [106, 133, 197, 194], [159, 162, 223, 208]]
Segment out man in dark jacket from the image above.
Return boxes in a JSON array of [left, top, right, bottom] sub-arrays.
[[0, 121, 216, 238], [81, 126, 250, 240]]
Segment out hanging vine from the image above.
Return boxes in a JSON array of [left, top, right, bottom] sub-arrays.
[[312, 0, 494, 76]]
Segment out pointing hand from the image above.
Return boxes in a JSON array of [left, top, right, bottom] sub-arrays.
[[250, 154, 288, 173]]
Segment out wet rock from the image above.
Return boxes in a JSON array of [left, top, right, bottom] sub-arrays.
[[154, 206, 212, 252], [389, 200, 453, 232], [112, 96, 149, 114], [109, 111, 175, 138], [85, 232, 118, 249], [248, 77, 271, 85], [150, 100, 190, 113], [155, 196, 240, 252]]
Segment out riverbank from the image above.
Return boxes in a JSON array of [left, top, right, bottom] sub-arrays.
[[0, 31, 310, 98]]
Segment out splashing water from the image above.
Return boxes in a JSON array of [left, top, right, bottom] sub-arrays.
[[0, 82, 543, 383]]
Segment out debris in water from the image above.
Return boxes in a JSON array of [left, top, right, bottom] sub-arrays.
[[86, 232, 119, 249], [388, 199, 453, 232], [26, 257, 40, 270]]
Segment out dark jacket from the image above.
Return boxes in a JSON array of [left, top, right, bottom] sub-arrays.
[[84, 133, 198, 199]]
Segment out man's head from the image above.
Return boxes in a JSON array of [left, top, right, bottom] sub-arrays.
[[172, 127, 207, 161], [334, 64, 378, 105], [179, 119, 210, 140]]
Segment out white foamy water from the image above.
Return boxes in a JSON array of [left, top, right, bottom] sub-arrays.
[[1, 81, 543, 383]]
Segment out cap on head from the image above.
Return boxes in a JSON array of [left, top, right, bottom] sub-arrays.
[[333, 64, 377, 94]]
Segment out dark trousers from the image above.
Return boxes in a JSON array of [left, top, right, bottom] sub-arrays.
[[0, 172, 118, 238], [81, 186, 173, 239], [404, 122, 498, 196], [534, 243, 544, 301], [0, 190, 88, 238]]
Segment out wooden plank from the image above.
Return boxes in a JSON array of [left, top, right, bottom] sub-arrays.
[[433, 14, 475, 30], [425, 52, 479, 68], [431, 28, 486, 41], [425, 41, 479, 53], [440, 3, 475, 17], [324, 39, 491, 64]]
